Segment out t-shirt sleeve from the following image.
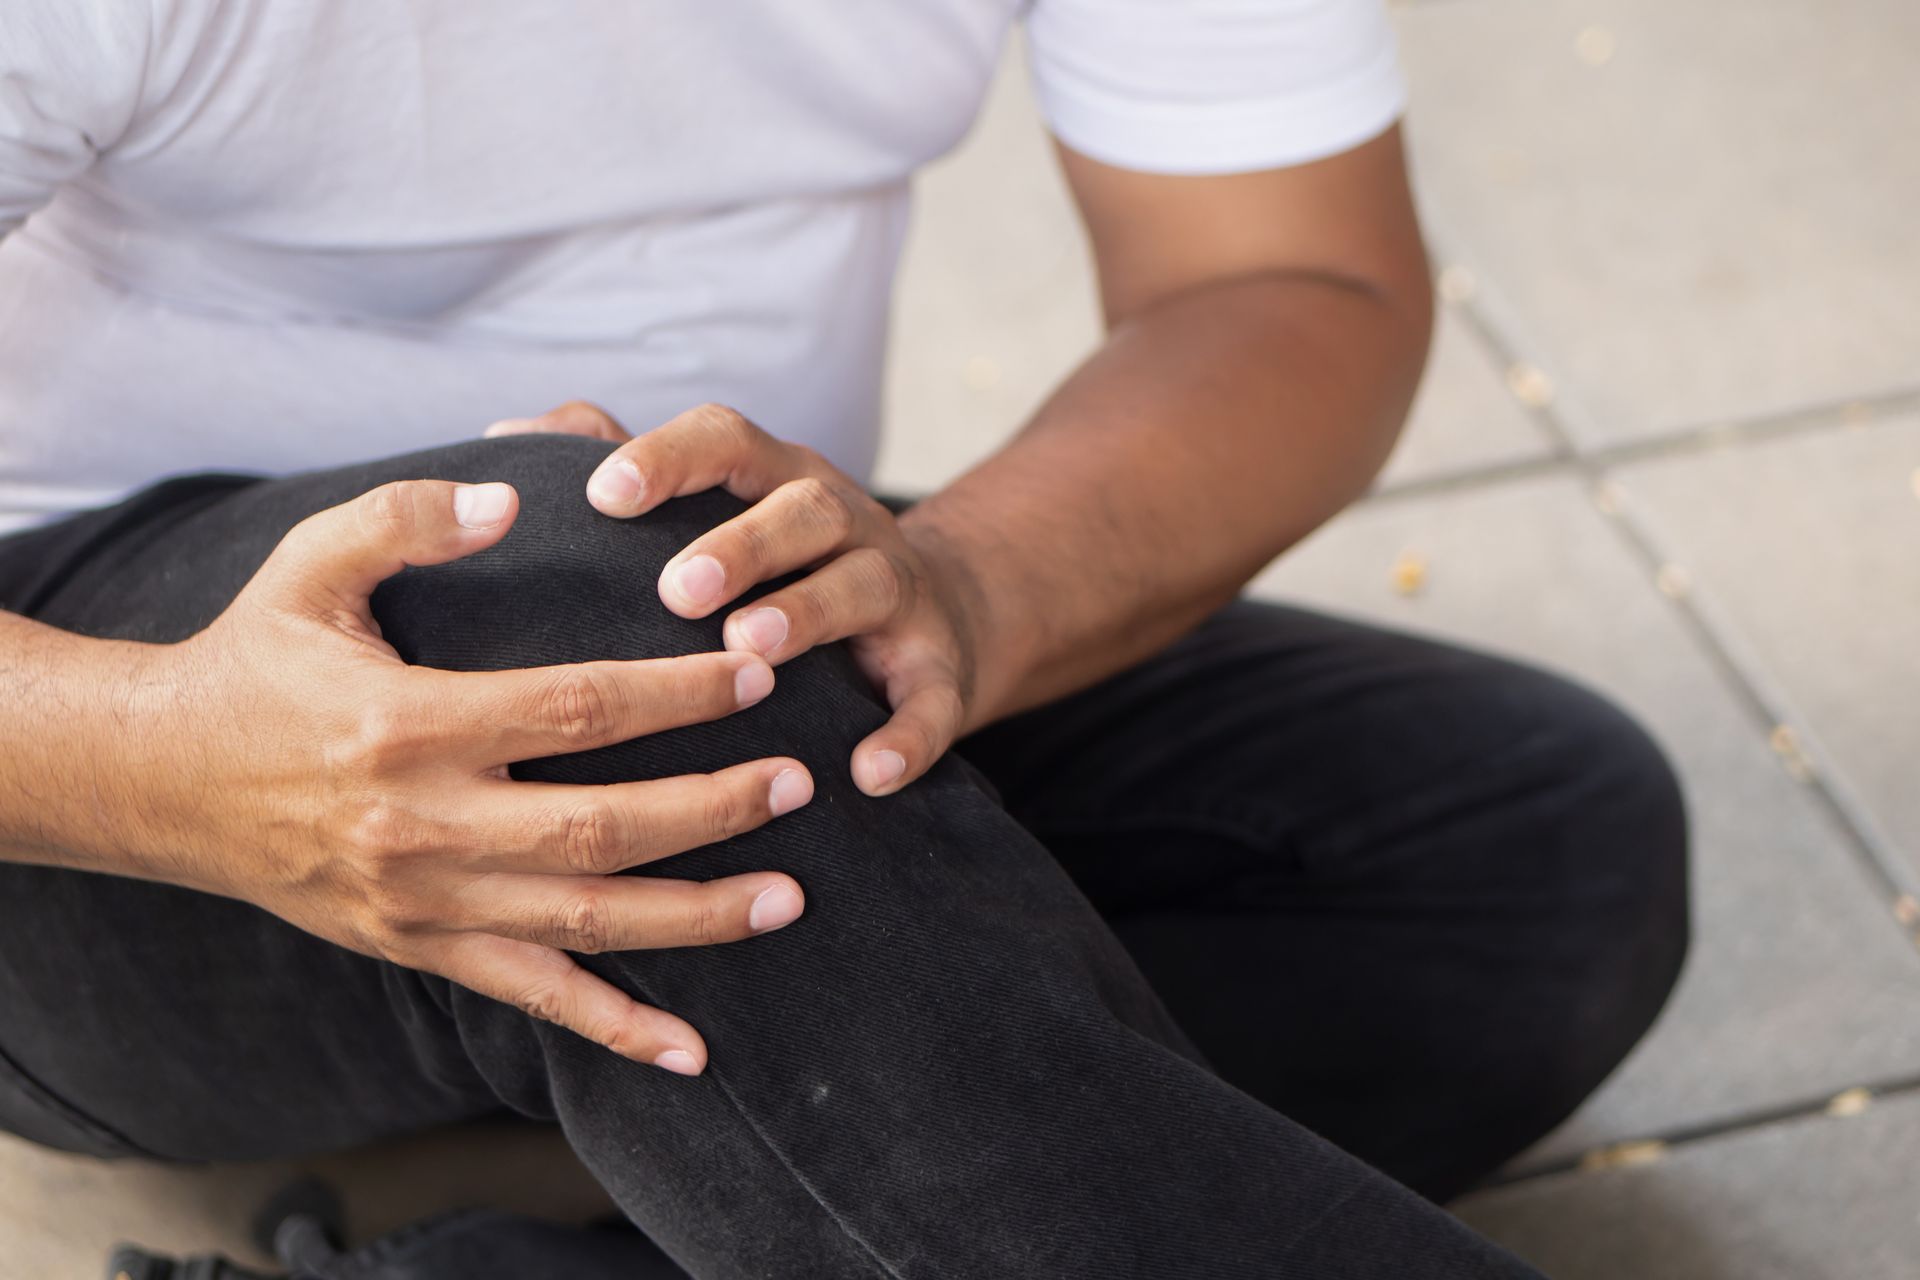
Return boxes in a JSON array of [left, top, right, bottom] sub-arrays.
[[0, 1, 153, 233], [1024, 0, 1406, 175]]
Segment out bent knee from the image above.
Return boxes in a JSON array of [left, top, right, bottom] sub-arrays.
[[365, 435, 760, 666], [1531, 671, 1689, 934], [1516, 669, 1691, 1060], [362, 436, 888, 784], [369, 435, 750, 666]]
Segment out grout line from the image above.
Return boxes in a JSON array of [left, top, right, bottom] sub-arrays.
[[1592, 490, 1919, 905], [1367, 452, 1574, 506], [1477, 1072, 1920, 1190], [1582, 385, 1920, 470], [1442, 287, 1584, 460], [1368, 381, 1920, 504], [1372, 263, 1920, 920]]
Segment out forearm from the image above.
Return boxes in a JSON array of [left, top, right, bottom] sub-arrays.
[[902, 267, 1431, 729], [0, 610, 158, 872]]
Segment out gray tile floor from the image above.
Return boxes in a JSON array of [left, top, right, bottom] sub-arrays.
[[6, 5, 1916, 1277]]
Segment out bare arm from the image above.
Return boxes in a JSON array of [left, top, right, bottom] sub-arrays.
[[0, 612, 159, 873], [545, 124, 1433, 796], [0, 483, 816, 1070], [900, 125, 1434, 724]]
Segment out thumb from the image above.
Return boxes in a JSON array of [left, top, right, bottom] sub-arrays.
[[261, 479, 519, 612]]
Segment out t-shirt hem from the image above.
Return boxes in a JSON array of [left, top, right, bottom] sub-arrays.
[[1033, 39, 1408, 176]]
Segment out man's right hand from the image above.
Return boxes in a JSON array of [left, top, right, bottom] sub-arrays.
[[99, 479, 813, 1073]]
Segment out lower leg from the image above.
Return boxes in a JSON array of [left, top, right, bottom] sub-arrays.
[[964, 600, 1690, 1200]]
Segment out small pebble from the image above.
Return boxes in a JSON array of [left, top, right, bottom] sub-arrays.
[[1580, 1139, 1666, 1173], [1769, 725, 1816, 781], [962, 355, 1001, 392], [1437, 265, 1477, 304], [1574, 25, 1616, 66], [1505, 363, 1554, 409], [1390, 550, 1429, 597], [1827, 1087, 1873, 1118]]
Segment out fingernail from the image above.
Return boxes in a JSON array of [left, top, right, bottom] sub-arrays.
[[734, 660, 774, 707], [453, 482, 512, 529], [671, 555, 726, 609], [736, 607, 789, 655], [654, 1049, 702, 1075], [483, 418, 534, 438], [749, 881, 805, 932], [870, 749, 907, 791], [768, 767, 813, 816], [587, 458, 643, 509]]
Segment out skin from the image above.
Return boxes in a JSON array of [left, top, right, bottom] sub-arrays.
[[0, 127, 1430, 1072], [492, 127, 1433, 792]]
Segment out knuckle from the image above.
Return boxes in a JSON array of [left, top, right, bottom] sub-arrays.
[[273, 512, 326, 564], [683, 898, 729, 947], [552, 887, 614, 954], [620, 803, 666, 857], [369, 927, 427, 967], [929, 679, 967, 722], [730, 515, 778, 572], [342, 697, 418, 770], [655, 662, 706, 714], [783, 581, 830, 636], [365, 882, 434, 938], [790, 476, 852, 537], [701, 779, 754, 840], [344, 800, 423, 862], [694, 402, 755, 445], [516, 982, 568, 1028], [558, 398, 609, 421], [785, 443, 828, 472], [884, 550, 921, 603], [848, 547, 907, 615], [600, 1021, 654, 1061], [358, 482, 418, 540], [559, 800, 624, 874], [919, 685, 967, 745], [542, 667, 618, 748]]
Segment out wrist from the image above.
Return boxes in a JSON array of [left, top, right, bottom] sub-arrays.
[[899, 504, 1039, 734], [91, 636, 201, 879], [7, 623, 183, 876]]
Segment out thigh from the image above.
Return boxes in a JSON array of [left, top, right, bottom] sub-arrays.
[[961, 598, 1690, 1198], [0, 450, 582, 1160], [0, 436, 1189, 1172]]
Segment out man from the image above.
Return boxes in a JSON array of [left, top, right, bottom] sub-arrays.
[[0, 1, 1687, 1276]]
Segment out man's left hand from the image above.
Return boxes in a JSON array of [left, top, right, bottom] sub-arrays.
[[487, 401, 983, 796]]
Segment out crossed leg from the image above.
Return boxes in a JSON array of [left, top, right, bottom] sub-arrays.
[[0, 435, 1646, 1277]]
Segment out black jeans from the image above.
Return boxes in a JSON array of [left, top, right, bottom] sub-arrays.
[[0, 437, 1687, 1278]]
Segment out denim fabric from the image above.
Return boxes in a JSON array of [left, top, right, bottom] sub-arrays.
[[0, 436, 1688, 1277]]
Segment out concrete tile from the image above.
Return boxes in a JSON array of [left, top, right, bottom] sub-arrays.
[[0, 1121, 610, 1278], [874, 39, 1101, 497], [1251, 474, 1920, 1163], [877, 42, 1555, 496], [1617, 411, 1920, 873], [1380, 305, 1557, 488], [1455, 1090, 1920, 1279], [1397, 0, 1920, 446]]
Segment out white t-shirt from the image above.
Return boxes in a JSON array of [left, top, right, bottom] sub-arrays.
[[0, 0, 1404, 534]]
